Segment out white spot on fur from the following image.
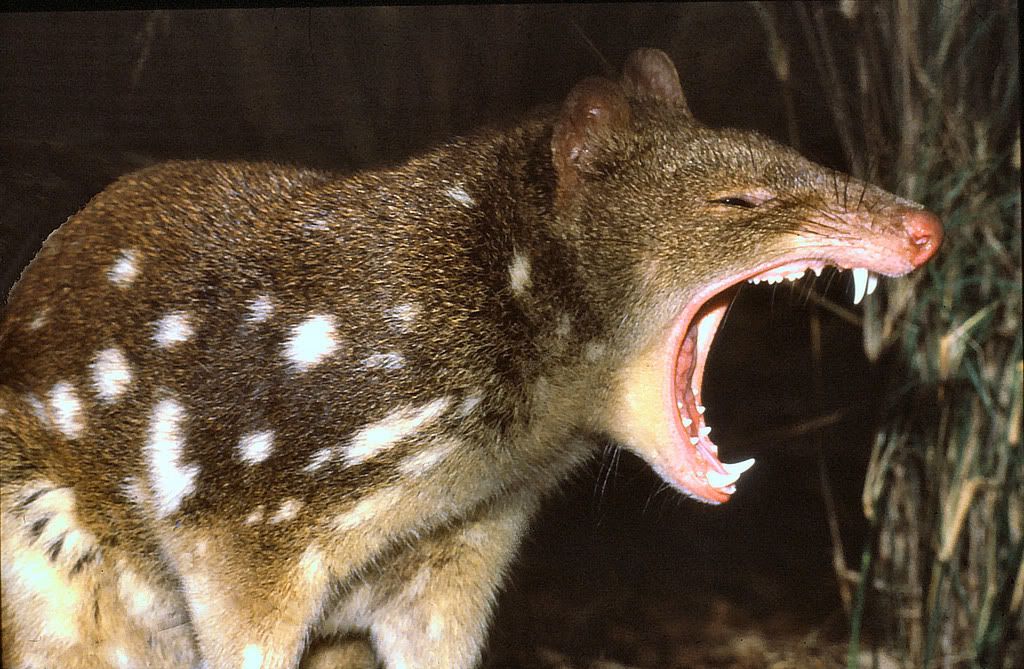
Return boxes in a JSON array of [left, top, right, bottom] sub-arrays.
[[343, 397, 450, 466], [28, 308, 48, 331], [298, 545, 325, 584], [457, 393, 482, 417], [108, 249, 139, 287], [303, 447, 334, 472], [146, 398, 198, 517], [386, 303, 420, 331], [244, 505, 265, 525], [49, 381, 84, 439], [238, 430, 274, 465], [59, 528, 86, 557], [304, 217, 331, 232], [285, 314, 339, 370], [270, 498, 301, 524], [241, 644, 264, 669], [428, 611, 446, 640], [91, 347, 133, 402], [335, 488, 402, 531], [397, 439, 457, 478], [363, 351, 405, 370], [509, 253, 532, 295], [246, 295, 274, 324], [445, 184, 475, 207], [117, 568, 157, 621], [153, 311, 193, 348]]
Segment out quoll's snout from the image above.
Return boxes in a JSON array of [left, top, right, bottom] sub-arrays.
[[903, 208, 944, 267]]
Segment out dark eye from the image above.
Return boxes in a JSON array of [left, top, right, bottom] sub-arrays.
[[712, 196, 758, 209]]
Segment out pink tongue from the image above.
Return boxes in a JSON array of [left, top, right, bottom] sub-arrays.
[[675, 318, 727, 475]]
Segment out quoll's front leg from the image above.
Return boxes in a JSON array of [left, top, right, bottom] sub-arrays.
[[316, 492, 539, 668], [155, 522, 335, 669]]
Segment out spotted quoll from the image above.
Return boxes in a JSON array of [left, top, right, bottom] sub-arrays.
[[0, 49, 941, 668]]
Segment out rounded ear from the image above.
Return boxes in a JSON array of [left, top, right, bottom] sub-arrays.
[[551, 76, 632, 201], [621, 48, 689, 112]]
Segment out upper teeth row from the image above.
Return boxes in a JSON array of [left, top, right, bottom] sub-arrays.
[[747, 267, 879, 305], [747, 267, 823, 285]]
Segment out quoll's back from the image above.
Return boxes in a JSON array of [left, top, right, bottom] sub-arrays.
[[0, 49, 940, 668]]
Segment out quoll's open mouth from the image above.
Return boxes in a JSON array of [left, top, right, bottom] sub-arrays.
[[640, 208, 944, 504], [669, 262, 881, 503]]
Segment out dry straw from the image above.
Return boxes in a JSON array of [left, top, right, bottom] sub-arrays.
[[760, 1, 1021, 667]]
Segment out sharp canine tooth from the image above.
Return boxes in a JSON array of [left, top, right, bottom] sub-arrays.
[[813, 267, 822, 277], [682, 417, 692, 427], [689, 437, 699, 445], [707, 459, 757, 489], [852, 267, 868, 304], [699, 426, 712, 437], [697, 405, 706, 414], [722, 458, 756, 475], [707, 470, 742, 488], [866, 272, 879, 295]]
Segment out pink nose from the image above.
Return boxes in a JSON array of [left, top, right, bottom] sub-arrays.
[[904, 209, 943, 267]]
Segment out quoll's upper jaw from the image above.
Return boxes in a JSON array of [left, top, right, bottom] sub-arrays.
[[620, 207, 943, 504]]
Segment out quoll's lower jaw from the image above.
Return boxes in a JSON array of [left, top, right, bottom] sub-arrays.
[[668, 288, 751, 503]]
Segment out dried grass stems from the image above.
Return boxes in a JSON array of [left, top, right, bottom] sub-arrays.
[[759, 1, 1021, 667]]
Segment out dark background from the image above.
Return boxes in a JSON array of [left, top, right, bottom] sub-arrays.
[[1, 6, 888, 666]]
